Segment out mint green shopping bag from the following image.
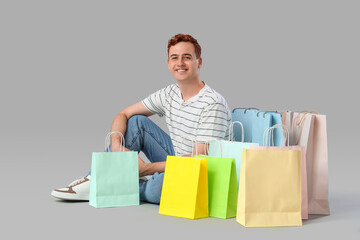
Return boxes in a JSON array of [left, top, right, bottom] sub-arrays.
[[208, 121, 259, 187], [196, 147, 237, 219], [89, 132, 139, 208]]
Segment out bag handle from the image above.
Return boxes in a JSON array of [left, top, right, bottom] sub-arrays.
[[292, 110, 318, 145], [263, 124, 289, 147], [264, 124, 289, 147], [105, 132, 125, 152], [231, 108, 259, 113], [294, 110, 319, 126], [264, 126, 278, 147], [203, 138, 222, 158], [244, 108, 259, 114], [228, 121, 244, 142], [257, 111, 280, 118], [273, 124, 289, 147], [176, 135, 198, 157]]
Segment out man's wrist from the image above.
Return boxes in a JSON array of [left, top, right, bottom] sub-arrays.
[[110, 142, 121, 152]]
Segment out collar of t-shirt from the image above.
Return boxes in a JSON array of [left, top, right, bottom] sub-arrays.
[[177, 82, 210, 105]]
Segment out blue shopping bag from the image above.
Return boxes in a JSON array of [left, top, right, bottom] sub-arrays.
[[232, 108, 283, 146], [231, 108, 258, 143]]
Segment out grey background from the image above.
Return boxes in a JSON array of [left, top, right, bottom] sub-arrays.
[[1, 0, 359, 239]]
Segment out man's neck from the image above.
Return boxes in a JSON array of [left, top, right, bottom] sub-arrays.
[[177, 79, 205, 102]]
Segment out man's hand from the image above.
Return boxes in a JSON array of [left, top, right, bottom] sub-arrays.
[[117, 146, 166, 176], [138, 159, 166, 177], [138, 158, 148, 176], [182, 142, 207, 157], [194, 142, 207, 156]]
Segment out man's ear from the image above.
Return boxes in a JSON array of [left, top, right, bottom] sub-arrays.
[[167, 58, 170, 70], [198, 57, 202, 68]]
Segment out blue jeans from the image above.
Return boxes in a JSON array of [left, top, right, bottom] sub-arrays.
[[89, 115, 174, 204]]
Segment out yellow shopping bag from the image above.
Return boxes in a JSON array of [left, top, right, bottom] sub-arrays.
[[236, 148, 302, 227], [159, 136, 208, 219], [159, 155, 208, 219]]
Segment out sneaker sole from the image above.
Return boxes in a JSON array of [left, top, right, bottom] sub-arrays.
[[51, 190, 89, 201]]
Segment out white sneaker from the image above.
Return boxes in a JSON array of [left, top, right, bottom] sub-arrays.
[[51, 175, 90, 201], [139, 176, 148, 182]]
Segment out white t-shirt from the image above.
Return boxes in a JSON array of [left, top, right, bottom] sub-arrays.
[[142, 83, 231, 155]]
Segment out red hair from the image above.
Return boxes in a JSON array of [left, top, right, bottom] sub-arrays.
[[168, 34, 201, 59]]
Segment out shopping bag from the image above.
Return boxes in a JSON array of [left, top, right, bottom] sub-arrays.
[[236, 126, 302, 227], [89, 132, 139, 208], [208, 121, 258, 187], [252, 111, 282, 145], [232, 108, 283, 146], [195, 140, 237, 219], [159, 136, 208, 219], [282, 110, 330, 215], [231, 108, 258, 143], [250, 125, 309, 219]]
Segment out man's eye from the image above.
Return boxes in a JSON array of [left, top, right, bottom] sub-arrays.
[[171, 57, 177, 60]]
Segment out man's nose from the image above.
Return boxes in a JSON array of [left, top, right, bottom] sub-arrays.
[[177, 57, 185, 66]]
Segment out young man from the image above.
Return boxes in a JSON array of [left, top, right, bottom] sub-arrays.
[[51, 34, 232, 204]]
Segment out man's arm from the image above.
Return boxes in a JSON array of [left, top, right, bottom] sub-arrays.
[[110, 101, 153, 152]]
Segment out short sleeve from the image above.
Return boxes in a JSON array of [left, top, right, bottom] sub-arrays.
[[196, 102, 231, 142], [141, 87, 167, 117]]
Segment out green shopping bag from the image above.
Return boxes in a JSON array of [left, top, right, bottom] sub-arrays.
[[89, 132, 139, 208], [196, 140, 237, 219]]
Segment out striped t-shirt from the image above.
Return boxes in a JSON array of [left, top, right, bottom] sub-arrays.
[[142, 83, 231, 156]]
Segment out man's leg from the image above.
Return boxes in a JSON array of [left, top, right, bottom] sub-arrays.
[[124, 115, 174, 204], [124, 115, 174, 163], [52, 115, 173, 203]]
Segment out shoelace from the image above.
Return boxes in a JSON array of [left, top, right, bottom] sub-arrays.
[[68, 176, 88, 187]]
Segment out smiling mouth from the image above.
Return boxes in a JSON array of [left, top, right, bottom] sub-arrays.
[[176, 69, 187, 72]]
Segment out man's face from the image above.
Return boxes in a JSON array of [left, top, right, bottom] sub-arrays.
[[168, 42, 202, 83]]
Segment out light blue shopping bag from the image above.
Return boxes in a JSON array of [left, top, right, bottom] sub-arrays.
[[232, 108, 283, 146], [231, 108, 258, 143], [208, 121, 258, 187]]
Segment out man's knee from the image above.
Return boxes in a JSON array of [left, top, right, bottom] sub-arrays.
[[124, 115, 150, 148], [127, 115, 149, 130]]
